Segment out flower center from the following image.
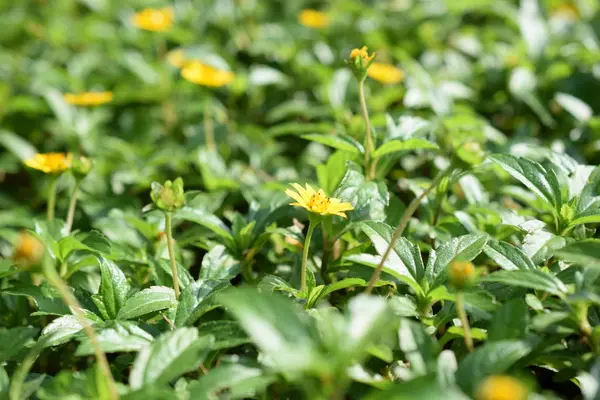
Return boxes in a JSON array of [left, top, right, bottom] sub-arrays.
[[307, 193, 331, 213]]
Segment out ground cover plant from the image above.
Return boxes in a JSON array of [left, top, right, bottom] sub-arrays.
[[2, 0, 600, 399]]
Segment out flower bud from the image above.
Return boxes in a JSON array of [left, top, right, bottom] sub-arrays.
[[70, 155, 93, 179], [348, 46, 376, 81], [13, 231, 45, 270], [449, 260, 476, 290], [151, 177, 185, 213], [477, 375, 528, 400]]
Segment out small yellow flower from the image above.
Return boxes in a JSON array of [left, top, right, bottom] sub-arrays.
[[131, 7, 174, 32], [367, 62, 405, 84], [64, 92, 113, 106], [167, 49, 186, 68], [298, 9, 330, 29], [551, 3, 579, 21], [24, 153, 72, 174], [13, 231, 45, 269], [449, 260, 476, 289], [181, 61, 236, 88], [285, 183, 354, 218], [477, 375, 528, 400], [350, 46, 376, 64]]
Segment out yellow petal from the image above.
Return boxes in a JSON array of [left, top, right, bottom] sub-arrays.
[[285, 189, 307, 207]]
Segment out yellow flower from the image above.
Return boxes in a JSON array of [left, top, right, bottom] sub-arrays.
[[181, 61, 236, 87], [477, 375, 528, 400], [449, 260, 476, 289], [131, 7, 174, 32], [285, 183, 354, 218], [64, 92, 113, 106], [298, 9, 330, 29], [13, 231, 45, 269], [24, 153, 72, 174], [167, 49, 186, 68], [367, 62, 405, 84], [350, 46, 376, 64]]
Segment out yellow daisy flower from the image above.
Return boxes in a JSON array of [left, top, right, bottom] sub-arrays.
[[13, 231, 44, 269], [285, 183, 354, 218], [64, 92, 113, 106], [24, 153, 72, 174], [131, 7, 174, 32], [367, 62, 405, 84], [298, 9, 330, 29], [477, 375, 528, 400], [181, 61, 236, 88], [350, 46, 375, 64]]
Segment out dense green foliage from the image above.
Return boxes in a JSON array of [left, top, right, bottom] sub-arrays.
[[2, 0, 600, 399]]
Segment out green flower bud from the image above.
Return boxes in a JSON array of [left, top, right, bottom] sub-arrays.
[[70, 155, 93, 179], [151, 177, 185, 213]]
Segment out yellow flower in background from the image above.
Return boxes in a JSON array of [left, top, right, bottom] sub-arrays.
[[477, 375, 528, 400], [181, 61, 236, 87], [298, 9, 330, 29], [167, 49, 186, 68], [286, 183, 354, 218], [13, 231, 44, 269], [24, 153, 72, 174], [551, 3, 579, 21], [448, 260, 475, 289], [350, 46, 375, 64], [131, 7, 174, 32], [64, 92, 113, 106], [367, 62, 405, 84]]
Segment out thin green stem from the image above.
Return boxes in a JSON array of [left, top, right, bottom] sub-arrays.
[[301, 221, 318, 293], [47, 176, 59, 221], [42, 262, 119, 399], [204, 98, 216, 152], [165, 213, 180, 299], [456, 291, 473, 352], [65, 180, 82, 235], [365, 166, 454, 294], [358, 79, 373, 179], [320, 230, 331, 285]]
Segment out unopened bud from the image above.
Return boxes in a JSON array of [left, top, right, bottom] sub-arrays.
[[449, 260, 476, 290], [151, 177, 185, 213], [70, 155, 93, 179], [348, 46, 376, 81], [13, 231, 44, 270]]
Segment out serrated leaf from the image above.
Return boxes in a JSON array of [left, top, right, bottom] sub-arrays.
[[481, 270, 567, 296], [308, 278, 368, 308], [487, 299, 529, 341], [426, 234, 488, 287], [98, 257, 130, 320], [198, 320, 250, 350], [129, 328, 214, 389], [117, 286, 176, 320], [175, 279, 231, 327], [301, 133, 363, 154], [489, 154, 562, 210], [198, 245, 240, 281], [0, 327, 38, 363], [483, 240, 535, 271], [578, 166, 600, 213], [40, 315, 91, 347], [372, 138, 438, 159], [189, 364, 275, 400], [75, 321, 153, 356]]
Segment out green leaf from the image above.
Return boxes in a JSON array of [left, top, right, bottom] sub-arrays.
[[198, 245, 241, 281], [175, 279, 231, 327], [372, 138, 438, 159], [489, 154, 562, 210], [426, 234, 488, 287], [5, 283, 70, 316], [487, 299, 529, 341], [0, 130, 37, 161], [569, 208, 600, 227], [483, 239, 535, 271], [366, 375, 469, 400], [578, 166, 600, 213], [481, 270, 567, 296], [334, 161, 389, 222], [267, 121, 334, 137], [75, 321, 153, 356], [455, 340, 532, 395], [175, 207, 234, 245], [117, 286, 176, 320], [342, 295, 390, 359], [218, 288, 324, 373], [129, 328, 214, 389], [198, 320, 251, 350], [40, 315, 93, 347], [317, 150, 355, 195], [301, 133, 363, 154], [398, 319, 440, 376], [189, 364, 275, 399], [308, 278, 368, 308], [556, 240, 600, 269], [97, 257, 130, 320], [0, 327, 38, 363]]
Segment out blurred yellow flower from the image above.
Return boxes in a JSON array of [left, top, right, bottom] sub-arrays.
[[449, 260, 475, 289], [181, 61, 236, 87], [64, 92, 113, 106], [298, 9, 330, 29], [350, 46, 375, 63], [131, 7, 174, 32], [167, 49, 186, 68], [286, 183, 354, 218], [477, 375, 528, 400], [24, 153, 72, 174], [367, 62, 405, 84], [13, 231, 44, 269]]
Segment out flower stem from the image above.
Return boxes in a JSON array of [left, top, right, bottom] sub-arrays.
[[204, 98, 216, 152], [456, 291, 474, 352], [301, 220, 318, 293], [42, 261, 119, 399], [47, 176, 59, 221], [358, 79, 373, 179], [65, 180, 82, 235], [364, 166, 454, 294], [165, 213, 180, 299]]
